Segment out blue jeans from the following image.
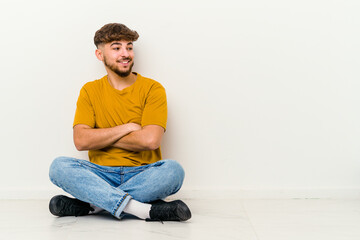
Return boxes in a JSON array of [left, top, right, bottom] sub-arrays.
[[49, 157, 185, 219]]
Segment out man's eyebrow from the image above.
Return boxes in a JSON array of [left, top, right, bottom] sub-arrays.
[[110, 42, 121, 47], [110, 42, 133, 47]]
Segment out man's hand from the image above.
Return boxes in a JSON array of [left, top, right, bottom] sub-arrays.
[[73, 123, 142, 151]]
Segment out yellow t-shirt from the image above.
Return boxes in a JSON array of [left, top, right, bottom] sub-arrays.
[[73, 73, 167, 166]]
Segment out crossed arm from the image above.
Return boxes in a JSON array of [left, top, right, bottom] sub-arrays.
[[73, 123, 165, 152]]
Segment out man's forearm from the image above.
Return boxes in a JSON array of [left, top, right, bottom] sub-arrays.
[[73, 123, 141, 151], [112, 130, 151, 152], [112, 125, 164, 152]]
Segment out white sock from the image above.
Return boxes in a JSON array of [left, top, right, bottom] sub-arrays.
[[123, 199, 151, 219], [89, 204, 104, 214]]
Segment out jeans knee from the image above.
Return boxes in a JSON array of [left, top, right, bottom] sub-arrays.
[[162, 159, 185, 190], [49, 156, 74, 184]]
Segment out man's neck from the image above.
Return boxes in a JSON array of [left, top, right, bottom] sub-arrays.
[[106, 70, 137, 91]]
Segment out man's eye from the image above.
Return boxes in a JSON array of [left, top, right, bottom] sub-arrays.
[[113, 48, 120, 50], [127, 48, 133, 51]]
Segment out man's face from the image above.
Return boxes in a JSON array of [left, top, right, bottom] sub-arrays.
[[98, 40, 135, 77]]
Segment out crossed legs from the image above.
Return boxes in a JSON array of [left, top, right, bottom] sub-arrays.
[[49, 157, 185, 219]]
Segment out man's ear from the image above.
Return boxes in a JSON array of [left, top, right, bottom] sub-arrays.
[[95, 48, 104, 61]]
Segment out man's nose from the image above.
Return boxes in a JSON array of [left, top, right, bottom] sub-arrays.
[[120, 48, 130, 58]]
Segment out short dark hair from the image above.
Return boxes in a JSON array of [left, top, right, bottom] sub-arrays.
[[94, 23, 139, 48]]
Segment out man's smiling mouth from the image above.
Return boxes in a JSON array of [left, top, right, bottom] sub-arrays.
[[118, 59, 131, 65]]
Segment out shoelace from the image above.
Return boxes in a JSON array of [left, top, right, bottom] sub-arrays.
[[145, 218, 164, 224], [151, 203, 179, 221], [60, 201, 94, 217]]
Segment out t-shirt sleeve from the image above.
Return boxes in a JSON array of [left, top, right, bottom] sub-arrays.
[[141, 83, 167, 131], [73, 86, 96, 128]]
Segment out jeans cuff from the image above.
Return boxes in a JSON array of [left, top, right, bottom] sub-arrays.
[[113, 193, 132, 219]]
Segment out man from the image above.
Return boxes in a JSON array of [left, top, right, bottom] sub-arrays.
[[48, 23, 191, 222]]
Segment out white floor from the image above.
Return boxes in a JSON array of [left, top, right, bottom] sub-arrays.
[[0, 199, 360, 240]]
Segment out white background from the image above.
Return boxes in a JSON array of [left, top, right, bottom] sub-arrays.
[[0, 0, 359, 198]]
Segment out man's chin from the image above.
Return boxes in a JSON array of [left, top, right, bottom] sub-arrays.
[[116, 70, 132, 77], [116, 63, 134, 77]]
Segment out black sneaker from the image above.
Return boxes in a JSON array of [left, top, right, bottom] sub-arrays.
[[146, 200, 191, 222], [49, 195, 94, 217]]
